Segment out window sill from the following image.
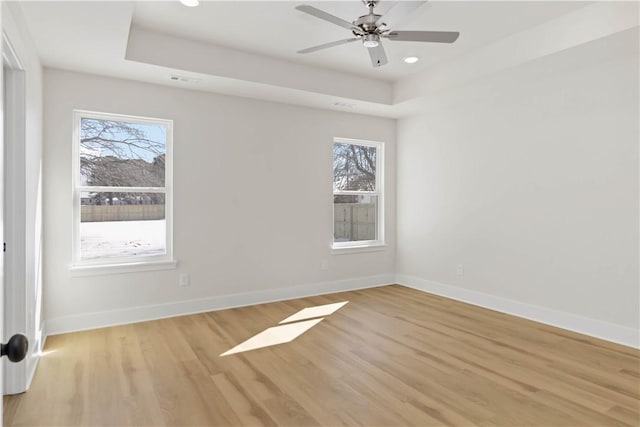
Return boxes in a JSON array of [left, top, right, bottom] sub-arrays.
[[331, 243, 387, 255], [69, 259, 177, 276]]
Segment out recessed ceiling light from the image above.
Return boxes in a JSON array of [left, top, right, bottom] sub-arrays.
[[180, 0, 199, 7], [403, 56, 419, 64]]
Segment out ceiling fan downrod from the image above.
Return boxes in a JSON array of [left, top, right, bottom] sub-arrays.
[[355, 1, 382, 34]]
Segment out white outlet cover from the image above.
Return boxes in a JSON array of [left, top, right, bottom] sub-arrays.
[[179, 273, 190, 286]]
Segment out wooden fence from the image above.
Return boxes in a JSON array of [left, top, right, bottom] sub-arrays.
[[81, 205, 165, 222], [334, 203, 376, 241], [82, 204, 374, 241]]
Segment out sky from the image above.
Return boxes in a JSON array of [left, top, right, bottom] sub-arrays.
[[80, 119, 167, 163]]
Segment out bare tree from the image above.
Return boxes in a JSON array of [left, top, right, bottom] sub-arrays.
[[333, 143, 376, 191], [80, 118, 166, 204]]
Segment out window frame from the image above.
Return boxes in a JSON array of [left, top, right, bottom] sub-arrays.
[[332, 137, 385, 251], [70, 109, 175, 271]]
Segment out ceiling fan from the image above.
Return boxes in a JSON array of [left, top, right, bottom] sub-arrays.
[[295, 1, 459, 67]]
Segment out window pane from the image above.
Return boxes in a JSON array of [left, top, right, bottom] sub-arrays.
[[333, 143, 376, 191], [80, 191, 166, 260], [80, 118, 166, 187], [333, 194, 378, 243]]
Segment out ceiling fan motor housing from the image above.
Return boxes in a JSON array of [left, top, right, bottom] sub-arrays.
[[354, 13, 383, 33]]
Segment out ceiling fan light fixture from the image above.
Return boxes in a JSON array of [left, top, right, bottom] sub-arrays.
[[403, 56, 419, 64], [363, 34, 380, 48], [180, 0, 199, 7]]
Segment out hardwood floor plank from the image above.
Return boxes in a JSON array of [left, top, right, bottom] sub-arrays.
[[4, 285, 639, 426], [606, 405, 640, 426], [211, 371, 278, 427]]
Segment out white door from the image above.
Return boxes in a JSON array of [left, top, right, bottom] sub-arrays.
[[0, 6, 5, 423], [1, 26, 32, 402], [0, 21, 30, 425], [0, 10, 5, 424]]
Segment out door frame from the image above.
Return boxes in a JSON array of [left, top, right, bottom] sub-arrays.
[[2, 30, 28, 395]]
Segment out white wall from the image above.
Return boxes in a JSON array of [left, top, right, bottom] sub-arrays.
[[397, 32, 639, 344], [40, 12, 638, 348], [1, 2, 44, 392], [43, 69, 396, 332]]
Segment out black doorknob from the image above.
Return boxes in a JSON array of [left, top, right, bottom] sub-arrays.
[[1, 334, 28, 363]]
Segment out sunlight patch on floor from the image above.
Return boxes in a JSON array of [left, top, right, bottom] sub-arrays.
[[36, 348, 58, 357], [220, 318, 324, 356], [279, 301, 349, 324]]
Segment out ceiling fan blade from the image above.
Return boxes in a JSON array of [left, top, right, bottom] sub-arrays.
[[384, 31, 460, 43], [368, 42, 388, 68], [375, 1, 427, 29], [295, 5, 360, 32], [297, 38, 359, 54]]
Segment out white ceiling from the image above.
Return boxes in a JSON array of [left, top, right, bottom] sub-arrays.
[[131, 1, 587, 81], [19, 1, 588, 82], [17, 1, 635, 117]]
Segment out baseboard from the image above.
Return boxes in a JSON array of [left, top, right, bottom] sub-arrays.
[[43, 273, 639, 348], [46, 274, 395, 336], [396, 274, 639, 349]]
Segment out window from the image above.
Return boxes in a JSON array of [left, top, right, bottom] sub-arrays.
[[72, 110, 173, 269], [332, 137, 384, 249]]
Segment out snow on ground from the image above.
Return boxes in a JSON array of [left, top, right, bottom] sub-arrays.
[[81, 220, 166, 259]]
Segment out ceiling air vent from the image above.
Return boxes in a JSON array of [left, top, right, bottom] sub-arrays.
[[169, 75, 201, 83]]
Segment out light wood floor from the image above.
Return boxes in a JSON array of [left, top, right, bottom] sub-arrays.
[[4, 285, 639, 426]]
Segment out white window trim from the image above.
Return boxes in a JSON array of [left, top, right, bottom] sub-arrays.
[[331, 243, 387, 255], [69, 259, 178, 277], [70, 109, 175, 271], [332, 137, 385, 251]]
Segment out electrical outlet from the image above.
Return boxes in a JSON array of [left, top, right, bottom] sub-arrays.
[[456, 264, 464, 276], [179, 273, 190, 287], [320, 259, 329, 271]]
